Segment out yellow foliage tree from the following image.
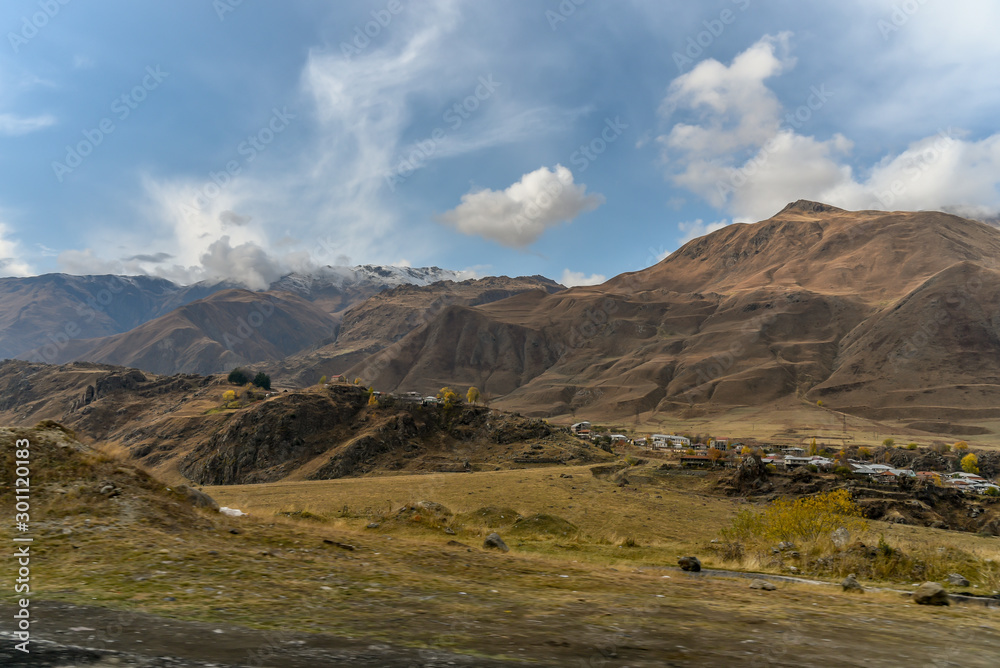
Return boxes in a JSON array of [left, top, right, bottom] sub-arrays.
[[466, 386, 481, 405], [707, 447, 723, 467], [319, 375, 327, 385], [354, 377, 362, 385], [808, 438, 818, 455], [954, 441, 969, 452], [222, 390, 236, 404], [368, 392, 379, 407], [961, 453, 979, 474], [437, 386, 459, 408]]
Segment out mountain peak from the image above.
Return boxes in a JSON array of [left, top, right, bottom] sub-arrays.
[[777, 200, 845, 215]]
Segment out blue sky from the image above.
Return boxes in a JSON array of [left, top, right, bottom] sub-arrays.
[[1, 0, 999, 287]]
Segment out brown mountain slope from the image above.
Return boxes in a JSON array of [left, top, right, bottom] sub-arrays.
[[24, 289, 337, 376], [348, 202, 1000, 422], [257, 275, 563, 386], [0, 273, 235, 360]]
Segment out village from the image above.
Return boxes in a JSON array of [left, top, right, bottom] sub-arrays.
[[570, 421, 1000, 496]]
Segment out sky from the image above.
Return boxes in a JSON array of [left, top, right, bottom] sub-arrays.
[[1, 0, 999, 288]]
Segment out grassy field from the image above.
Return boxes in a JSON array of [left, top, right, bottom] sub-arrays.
[[205, 462, 738, 559], [205, 460, 1000, 587]]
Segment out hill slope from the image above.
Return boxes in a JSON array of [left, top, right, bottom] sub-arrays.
[[259, 275, 564, 386], [0, 360, 603, 484]]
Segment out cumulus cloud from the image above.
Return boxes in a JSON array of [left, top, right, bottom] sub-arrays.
[[0, 112, 55, 136], [196, 236, 285, 290], [560, 269, 606, 287], [0, 223, 32, 276], [437, 165, 604, 248], [659, 33, 1000, 223]]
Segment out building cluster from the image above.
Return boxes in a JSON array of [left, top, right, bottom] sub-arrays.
[[569, 422, 999, 495]]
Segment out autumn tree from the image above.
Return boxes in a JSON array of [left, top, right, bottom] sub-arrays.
[[954, 441, 969, 453], [882, 438, 895, 448], [961, 453, 980, 474], [319, 375, 327, 385], [707, 447, 723, 467], [466, 386, 481, 405], [437, 387, 460, 409], [808, 438, 818, 456], [857, 447, 872, 460], [222, 390, 236, 404]]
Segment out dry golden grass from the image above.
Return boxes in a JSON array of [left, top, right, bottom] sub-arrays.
[[204, 462, 741, 560]]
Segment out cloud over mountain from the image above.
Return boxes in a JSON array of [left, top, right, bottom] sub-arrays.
[[659, 33, 1000, 225]]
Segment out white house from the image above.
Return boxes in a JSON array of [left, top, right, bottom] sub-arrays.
[[652, 434, 691, 449]]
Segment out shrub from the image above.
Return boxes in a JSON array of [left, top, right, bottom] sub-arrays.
[[857, 447, 872, 460], [319, 375, 327, 385], [985, 486, 1000, 497], [722, 489, 867, 546], [877, 534, 895, 558], [227, 368, 248, 385], [882, 438, 895, 448], [807, 464, 819, 473], [906, 442, 918, 450], [834, 466, 853, 478]]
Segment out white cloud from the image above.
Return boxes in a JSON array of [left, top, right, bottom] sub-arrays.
[[659, 33, 1000, 223], [0, 112, 55, 136], [560, 268, 606, 287], [437, 164, 604, 248], [196, 236, 285, 290], [677, 219, 730, 244], [0, 223, 32, 276]]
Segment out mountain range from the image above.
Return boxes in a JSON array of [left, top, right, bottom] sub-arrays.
[[0, 265, 561, 377], [5, 202, 1000, 431]]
